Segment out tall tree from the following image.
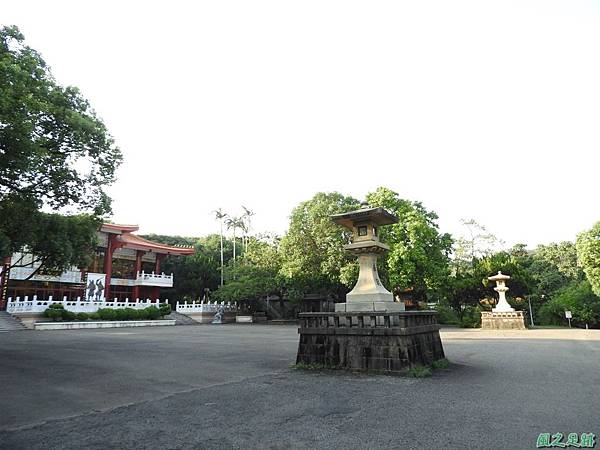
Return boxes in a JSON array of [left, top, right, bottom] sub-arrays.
[[213, 209, 228, 286], [225, 216, 245, 263], [241, 206, 255, 253], [0, 26, 122, 277], [577, 221, 600, 297], [366, 187, 453, 302], [452, 219, 504, 273], [0, 26, 122, 214], [279, 192, 359, 297]]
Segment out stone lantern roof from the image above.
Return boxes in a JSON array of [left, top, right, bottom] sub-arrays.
[[488, 271, 511, 282], [330, 206, 398, 230]]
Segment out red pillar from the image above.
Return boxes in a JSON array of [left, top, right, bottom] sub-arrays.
[[153, 254, 165, 300], [132, 250, 144, 300], [104, 235, 116, 301], [155, 254, 165, 274], [0, 256, 12, 310]]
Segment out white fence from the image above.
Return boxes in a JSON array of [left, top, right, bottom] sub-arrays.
[[7, 296, 169, 314], [135, 271, 174, 287], [175, 300, 237, 314]]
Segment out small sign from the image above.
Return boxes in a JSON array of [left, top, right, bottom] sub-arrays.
[[565, 311, 572, 319]]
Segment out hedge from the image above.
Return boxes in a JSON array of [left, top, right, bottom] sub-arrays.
[[42, 304, 171, 322]]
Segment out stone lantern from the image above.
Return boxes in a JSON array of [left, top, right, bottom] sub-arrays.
[[331, 205, 404, 312], [295, 201, 445, 374], [480, 271, 526, 330], [488, 271, 513, 312]]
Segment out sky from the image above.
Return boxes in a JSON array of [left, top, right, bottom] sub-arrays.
[[3, 0, 600, 247]]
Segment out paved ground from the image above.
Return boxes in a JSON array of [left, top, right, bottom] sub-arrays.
[[1, 325, 599, 450]]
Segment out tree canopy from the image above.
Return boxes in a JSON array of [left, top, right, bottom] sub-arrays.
[[0, 25, 122, 213], [577, 222, 600, 298], [279, 192, 359, 297], [366, 187, 453, 301], [0, 25, 122, 275]]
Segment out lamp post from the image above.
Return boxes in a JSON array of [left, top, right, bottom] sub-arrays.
[[528, 297, 534, 327]]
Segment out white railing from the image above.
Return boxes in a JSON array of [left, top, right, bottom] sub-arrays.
[[9, 267, 83, 284], [135, 271, 174, 287], [176, 300, 237, 314], [6, 296, 169, 314]]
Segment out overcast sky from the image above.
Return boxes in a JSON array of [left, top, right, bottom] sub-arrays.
[[3, 1, 600, 247]]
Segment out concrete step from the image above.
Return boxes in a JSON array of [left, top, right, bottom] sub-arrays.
[[0, 311, 27, 331], [164, 311, 200, 326]]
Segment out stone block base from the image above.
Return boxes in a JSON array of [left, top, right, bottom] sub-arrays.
[[236, 315, 253, 323], [335, 301, 405, 312], [296, 311, 444, 373], [481, 311, 526, 330]]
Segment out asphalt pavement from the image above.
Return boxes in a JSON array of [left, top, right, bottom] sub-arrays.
[[0, 325, 599, 450]]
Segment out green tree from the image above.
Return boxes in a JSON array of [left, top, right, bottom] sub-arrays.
[[536, 241, 584, 281], [213, 209, 228, 286], [576, 222, 600, 298], [140, 234, 224, 302], [366, 187, 453, 302], [452, 219, 504, 274], [537, 280, 600, 327], [213, 235, 283, 309], [0, 26, 121, 276], [0, 25, 121, 213], [0, 201, 99, 278], [279, 192, 359, 298]]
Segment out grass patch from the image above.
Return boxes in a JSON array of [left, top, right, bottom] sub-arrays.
[[407, 365, 432, 378], [431, 358, 450, 370]]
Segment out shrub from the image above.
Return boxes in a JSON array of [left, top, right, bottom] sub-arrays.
[[98, 308, 117, 321], [113, 309, 127, 321], [431, 358, 450, 370], [144, 306, 160, 320], [76, 312, 89, 321], [89, 312, 100, 320], [120, 308, 138, 320], [434, 303, 460, 325], [63, 310, 76, 321], [460, 306, 482, 328], [407, 365, 432, 378], [48, 303, 65, 310], [136, 309, 149, 320], [43, 308, 64, 321], [159, 304, 171, 317]]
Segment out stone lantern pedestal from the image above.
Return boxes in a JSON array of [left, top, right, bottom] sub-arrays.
[[481, 272, 526, 330], [296, 205, 445, 373]]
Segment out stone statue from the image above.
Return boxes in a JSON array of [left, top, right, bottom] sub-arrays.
[[211, 305, 225, 324]]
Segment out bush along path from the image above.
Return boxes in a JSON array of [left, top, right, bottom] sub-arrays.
[[42, 304, 172, 322]]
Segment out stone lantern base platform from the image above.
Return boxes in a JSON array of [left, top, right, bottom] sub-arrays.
[[296, 311, 445, 373], [481, 311, 526, 330]]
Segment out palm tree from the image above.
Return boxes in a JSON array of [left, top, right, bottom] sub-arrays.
[[241, 206, 254, 252], [225, 216, 245, 261], [213, 208, 228, 286]]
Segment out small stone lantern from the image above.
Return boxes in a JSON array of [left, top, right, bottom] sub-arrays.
[[480, 271, 526, 330], [488, 271, 513, 312], [331, 205, 404, 312]]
